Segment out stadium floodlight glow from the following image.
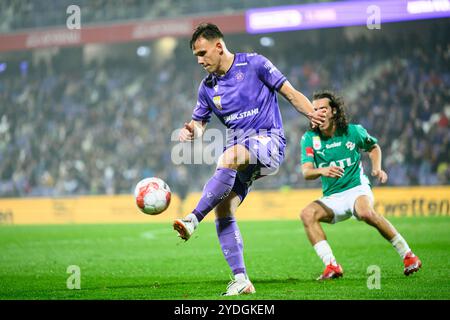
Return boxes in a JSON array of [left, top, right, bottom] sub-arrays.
[[246, 0, 450, 33], [249, 10, 302, 30], [260, 37, 275, 47], [137, 46, 151, 57], [20, 61, 28, 75], [407, 0, 450, 14]]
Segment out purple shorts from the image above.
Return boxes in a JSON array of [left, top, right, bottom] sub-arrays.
[[230, 134, 286, 202]]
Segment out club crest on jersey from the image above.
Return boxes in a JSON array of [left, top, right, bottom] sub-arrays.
[[346, 141, 355, 151], [213, 96, 222, 110], [235, 70, 244, 82], [313, 136, 322, 150]]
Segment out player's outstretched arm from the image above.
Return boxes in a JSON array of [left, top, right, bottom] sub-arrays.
[[279, 81, 325, 127], [302, 163, 344, 180], [179, 120, 207, 142], [368, 144, 388, 183]]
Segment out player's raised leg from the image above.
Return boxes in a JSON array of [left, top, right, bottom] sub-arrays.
[[354, 195, 422, 275], [300, 201, 343, 280], [215, 191, 255, 296], [173, 144, 250, 241]]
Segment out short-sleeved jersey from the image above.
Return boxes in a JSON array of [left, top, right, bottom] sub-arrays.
[[300, 124, 378, 197], [192, 52, 287, 147]]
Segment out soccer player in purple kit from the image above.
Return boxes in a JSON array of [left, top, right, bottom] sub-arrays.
[[173, 23, 325, 296]]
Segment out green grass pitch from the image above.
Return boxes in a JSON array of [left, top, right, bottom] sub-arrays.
[[0, 216, 449, 300]]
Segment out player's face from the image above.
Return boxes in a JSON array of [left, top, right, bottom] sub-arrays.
[[312, 98, 334, 131], [192, 37, 222, 74]]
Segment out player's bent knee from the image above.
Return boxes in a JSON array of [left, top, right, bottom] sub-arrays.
[[300, 207, 317, 225], [215, 200, 231, 216], [217, 145, 250, 170], [357, 209, 377, 222], [215, 193, 239, 218], [217, 162, 239, 170]]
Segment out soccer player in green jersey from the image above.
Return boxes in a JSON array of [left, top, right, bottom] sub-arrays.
[[300, 91, 422, 280]]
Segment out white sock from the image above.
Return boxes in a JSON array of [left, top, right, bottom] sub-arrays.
[[390, 234, 411, 259], [234, 273, 247, 281], [186, 213, 199, 228], [313, 240, 337, 266]]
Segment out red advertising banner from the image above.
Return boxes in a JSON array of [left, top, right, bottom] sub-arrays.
[[0, 13, 246, 52]]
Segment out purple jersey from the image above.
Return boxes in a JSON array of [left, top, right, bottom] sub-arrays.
[[192, 53, 287, 147]]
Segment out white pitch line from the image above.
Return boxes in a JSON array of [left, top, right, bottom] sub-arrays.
[[140, 229, 172, 240]]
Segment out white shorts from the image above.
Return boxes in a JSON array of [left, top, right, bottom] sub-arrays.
[[318, 184, 374, 224]]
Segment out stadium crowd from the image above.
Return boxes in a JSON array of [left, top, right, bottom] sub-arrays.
[[0, 0, 331, 33], [272, 24, 450, 190], [0, 21, 448, 198]]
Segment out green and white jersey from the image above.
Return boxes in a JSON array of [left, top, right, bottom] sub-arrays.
[[300, 124, 378, 197]]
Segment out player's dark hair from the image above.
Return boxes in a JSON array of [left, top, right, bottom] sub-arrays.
[[190, 23, 224, 49], [312, 90, 349, 135]]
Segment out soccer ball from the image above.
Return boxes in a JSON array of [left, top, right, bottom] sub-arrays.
[[134, 177, 171, 215]]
